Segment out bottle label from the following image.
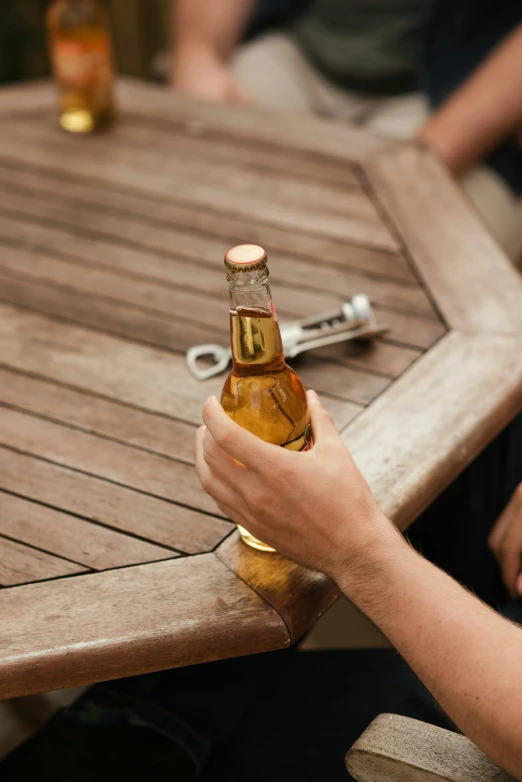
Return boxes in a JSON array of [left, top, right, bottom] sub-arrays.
[[52, 37, 113, 92], [281, 423, 312, 452]]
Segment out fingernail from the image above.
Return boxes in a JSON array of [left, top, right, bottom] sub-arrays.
[[308, 389, 319, 403]]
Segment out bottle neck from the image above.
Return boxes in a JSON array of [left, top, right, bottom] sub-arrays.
[[228, 266, 284, 371]]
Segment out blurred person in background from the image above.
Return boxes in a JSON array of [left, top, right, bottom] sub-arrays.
[[171, 0, 522, 264]]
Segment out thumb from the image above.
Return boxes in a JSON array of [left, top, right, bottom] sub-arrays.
[[307, 390, 341, 449]]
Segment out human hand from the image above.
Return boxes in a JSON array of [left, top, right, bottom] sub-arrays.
[[488, 484, 522, 598], [171, 49, 250, 105], [195, 390, 395, 582]]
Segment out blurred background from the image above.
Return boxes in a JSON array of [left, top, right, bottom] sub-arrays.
[[0, 0, 171, 84]]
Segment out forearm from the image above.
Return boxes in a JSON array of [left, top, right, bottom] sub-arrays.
[[338, 527, 522, 778], [172, 0, 258, 65], [418, 23, 522, 175]]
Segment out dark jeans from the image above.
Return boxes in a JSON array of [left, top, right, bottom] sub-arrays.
[[3, 414, 521, 781]]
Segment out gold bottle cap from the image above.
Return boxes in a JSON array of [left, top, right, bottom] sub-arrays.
[[225, 244, 267, 272]]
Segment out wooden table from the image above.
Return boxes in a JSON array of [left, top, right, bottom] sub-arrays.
[[1, 79, 522, 700]]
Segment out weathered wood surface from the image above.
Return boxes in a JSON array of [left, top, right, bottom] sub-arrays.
[[0, 556, 290, 700], [0, 79, 521, 698], [346, 714, 515, 782]]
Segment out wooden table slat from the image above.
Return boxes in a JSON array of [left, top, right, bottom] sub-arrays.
[[0, 303, 382, 426], [0, 554, 290, 700], [115, 77, 393, 164], [0, 491, 176, 571], [0, 367, 196, 465], [345, 331, 522, 527], [0, 279, 390, 405], [2, 119, 397, 250], [100, 114, 364, 189], [365, 144, 522, 332], [0, 187, 436, 318], [0, 230, 441, 352], [0, 534, 87, 586], [0, 448, 233, 556], [0, 158, 416, 282], [0, 406, 220, 517]]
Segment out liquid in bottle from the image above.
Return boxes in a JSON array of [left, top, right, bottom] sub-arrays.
[[221, 244, 311, 552]]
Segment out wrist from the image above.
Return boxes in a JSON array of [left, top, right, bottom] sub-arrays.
[[416, 122, 469, 176], [334, 516, 413, 605]]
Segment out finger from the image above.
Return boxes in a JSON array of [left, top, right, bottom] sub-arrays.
[[307, 390, 341, 449], [195, 433, 246, 512], [194, 425, 206, 462], [202, 396, 279, 468], [500, 550, 522, 599], [202, 427, 247, 484]]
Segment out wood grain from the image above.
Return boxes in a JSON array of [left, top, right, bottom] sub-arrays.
[[0, 189, 434, 317], [316, 340, 422, 378], [364, 144, 522, 332], [116, 77, 395, 164], [0, 367, 196, 465], [0, 81, 54, 117], [0, 554, 290, 700], [0, 492, 175, 570], [346, 714, 515, 782], [0, 303, 373, 430], [216, 532, 338, 643], [0, 159, 416, 282], [0, 76, 394, 162], [0, 536, 86, 586], [0, 237, 440, 354], [344, 331, 522, 529], [2, 119, 397, 250], [109, 114, 362, 189], [0, 406, 220, 517], [0, 448, 233, 556]]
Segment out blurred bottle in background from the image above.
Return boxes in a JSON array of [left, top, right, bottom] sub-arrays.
[[47, 0, 116, 133]]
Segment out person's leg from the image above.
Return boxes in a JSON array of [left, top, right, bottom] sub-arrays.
[[0, 649, 296, 782], [230, 32, 376, 121], [200, 649, 453, 782], [363, 92, 430, 138]]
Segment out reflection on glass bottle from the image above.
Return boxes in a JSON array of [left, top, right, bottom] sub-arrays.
[[221, 244, 311, 552], [47, 0, 116, 134]]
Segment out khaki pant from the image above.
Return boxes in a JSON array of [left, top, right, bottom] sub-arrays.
[[232, 33, 522, 264]]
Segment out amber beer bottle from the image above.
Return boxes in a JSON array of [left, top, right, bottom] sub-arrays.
[[46, 0, 116, 134], [221, 245, 312, 552]]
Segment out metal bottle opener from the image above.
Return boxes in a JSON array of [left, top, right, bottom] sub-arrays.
[[186, 293, 388, 381]]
